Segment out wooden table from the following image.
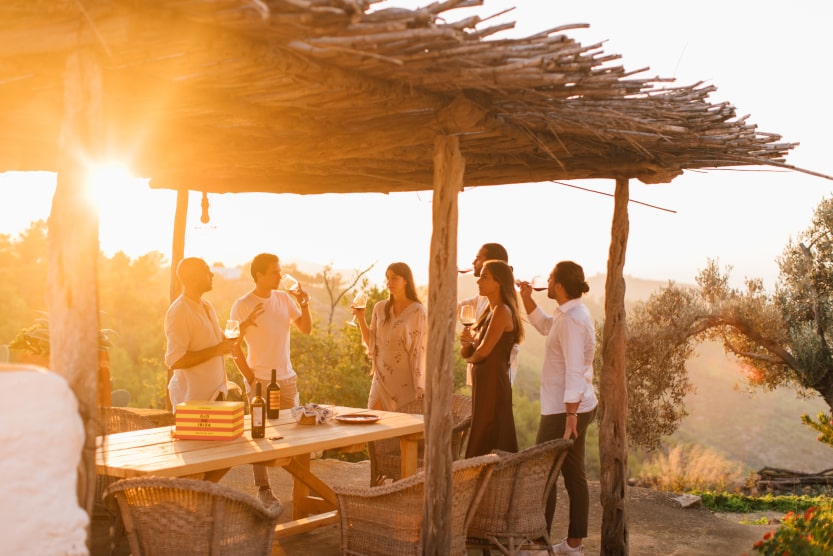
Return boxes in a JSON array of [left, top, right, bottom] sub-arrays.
[[96, 406, 424, 544]]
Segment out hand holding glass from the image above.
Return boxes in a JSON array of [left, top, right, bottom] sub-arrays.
[[347, 292, 368, 327], [224, 319, 240, 340], [280, 274, 300, 293], [516, 275, 548, 291], [459, 305, 476, 329]]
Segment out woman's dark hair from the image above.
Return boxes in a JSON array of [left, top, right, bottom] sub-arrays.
[[476, 260, 524, 344], [383, 262, 421, 323], [480, 242, 508, 263], [552, 260, 590, 299]]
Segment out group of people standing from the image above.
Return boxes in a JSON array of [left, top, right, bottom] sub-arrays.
[[163, 244, 597, 554], [457, 243, 598, 555]]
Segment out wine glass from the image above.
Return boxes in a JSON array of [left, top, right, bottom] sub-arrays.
[[224, 319, 240, 340], [346, 291, 368, 327], [459, 305, 476, 329], [515, 275, 549, 291], [530, 275, 548, 291], [280, 273, 300, 293]]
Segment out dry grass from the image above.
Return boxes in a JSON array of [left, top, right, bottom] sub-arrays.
[[638, 443, 745, 492]]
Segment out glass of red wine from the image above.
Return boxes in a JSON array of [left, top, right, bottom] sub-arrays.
[[459, 305, 476, 329], [516, 275, 548, 291]]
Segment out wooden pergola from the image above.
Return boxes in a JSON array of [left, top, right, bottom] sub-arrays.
[[1, 1, 812, 553]]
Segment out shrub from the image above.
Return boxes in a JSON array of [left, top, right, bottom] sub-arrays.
[[637, 443, 743, 492], [752, 504, 833, 555], [698, 492, 826, 514], [801, 411, 833, 447]]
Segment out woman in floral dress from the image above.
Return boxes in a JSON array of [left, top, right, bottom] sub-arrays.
[[353, 262, 427, 410]]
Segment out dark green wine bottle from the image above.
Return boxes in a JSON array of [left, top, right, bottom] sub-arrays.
[[251, 382, 265, 439], [266, 368, 281, 419]]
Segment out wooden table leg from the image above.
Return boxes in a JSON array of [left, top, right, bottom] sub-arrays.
[[400, 433, 422, 478], [290, 453, 311, 520], [180, 468, 230, 482]]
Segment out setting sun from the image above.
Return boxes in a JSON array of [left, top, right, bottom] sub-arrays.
[[85, 163, 178, 259], [87, 161, 136, 212]]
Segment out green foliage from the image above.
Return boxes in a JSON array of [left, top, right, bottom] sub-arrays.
[[594, 285, 699, 450], [752, 504, 833, 555], [9, 312, 116, 356], [801, 411, 833, 447], [292, 322, 373, 408], [697, 492, 827, 513]]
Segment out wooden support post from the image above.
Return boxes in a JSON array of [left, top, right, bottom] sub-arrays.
[[166, 188, 188, 410], [47, 48, 103, 545], [599, 177, 630, 555], [170, 188, 188, 303], [423, 133, 464, 555]]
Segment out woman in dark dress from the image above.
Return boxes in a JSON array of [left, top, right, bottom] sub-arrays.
[[460, 259, 524, 457]]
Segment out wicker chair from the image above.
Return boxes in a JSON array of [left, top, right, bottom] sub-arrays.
[[103, 476, 283, 556], [98, 406, 158, 435], [466, 439, 574, 555], [336, 453, 498, 556], [95, 407, 159, 515], [368, 393, 472, 485]]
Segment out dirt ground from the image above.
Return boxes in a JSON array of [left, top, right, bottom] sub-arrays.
[[92, 459, 774, 555]]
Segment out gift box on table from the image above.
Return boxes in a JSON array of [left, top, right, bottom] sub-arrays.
[[174, 400, 245, 440]]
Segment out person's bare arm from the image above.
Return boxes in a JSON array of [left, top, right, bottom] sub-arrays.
[[291, 286, 312, 334], [467, 305, 512, 364], [170, 339, 235, 370]]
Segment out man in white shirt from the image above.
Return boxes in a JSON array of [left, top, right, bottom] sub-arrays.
[[458, 243, 520, 384], [230, 252, 312, 508], [164, 258, 237, 408], [520, 261, 598, 555]]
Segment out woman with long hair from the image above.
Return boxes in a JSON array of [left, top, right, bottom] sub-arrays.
[[353, 262, 427, 411], [460, 259, 523, 457]]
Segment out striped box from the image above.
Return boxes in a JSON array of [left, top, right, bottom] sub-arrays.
[[174, 400, 245, 440]]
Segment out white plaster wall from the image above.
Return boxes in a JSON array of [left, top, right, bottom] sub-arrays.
[[0, 364, 89, 555]]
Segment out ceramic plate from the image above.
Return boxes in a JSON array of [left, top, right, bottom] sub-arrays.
[[335, 413, 380, 424]]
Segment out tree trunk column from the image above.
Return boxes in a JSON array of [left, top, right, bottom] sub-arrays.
[[599, 177, 630, 555], [47, 48, 103, 547], [423, 133, 463, 555]]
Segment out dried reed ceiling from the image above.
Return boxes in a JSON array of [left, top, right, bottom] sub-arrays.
[[0, 0, 798, 195]]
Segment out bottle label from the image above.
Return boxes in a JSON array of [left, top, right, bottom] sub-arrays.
[[253, 407, 264, 427], [269, 391, 280, 408]]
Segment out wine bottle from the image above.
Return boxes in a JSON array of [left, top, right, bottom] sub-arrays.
[[251, 382, 265, 439], [266, 368, 281, 419]]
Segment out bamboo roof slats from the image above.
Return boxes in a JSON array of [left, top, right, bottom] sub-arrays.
[[0, 0, 814, 193]]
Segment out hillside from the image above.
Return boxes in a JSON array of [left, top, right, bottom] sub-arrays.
[[673, 341, 831, 474], [487, 273, 833, 475]]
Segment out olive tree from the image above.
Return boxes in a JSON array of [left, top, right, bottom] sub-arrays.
[[620, 197, 833, 450]]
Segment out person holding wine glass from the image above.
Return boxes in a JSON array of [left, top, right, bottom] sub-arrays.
[[229, 252, 312, 509], [519, 261, 597, 556], [164, 258, 260, 407], [458, 243, 521, 384], [460, 259, 523, 458], [351, 262, 427, 411]]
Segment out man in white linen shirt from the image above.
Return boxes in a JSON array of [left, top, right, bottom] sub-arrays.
[[230, 252, 312, 508], [520, 260, 598, 556], [164, 258, 237, 407], [458, 242, 520, 385]]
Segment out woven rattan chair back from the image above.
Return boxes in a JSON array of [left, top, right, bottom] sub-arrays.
[[104, 476, 283, 556], [98, 406, 156, 435], [336, 452, 498, 556], [467, 438, 574, 555], [368, 393, 473, 485], [95, 407, 159, 523]]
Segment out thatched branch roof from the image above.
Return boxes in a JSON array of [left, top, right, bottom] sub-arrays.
[[0, 0, 800, 194]]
